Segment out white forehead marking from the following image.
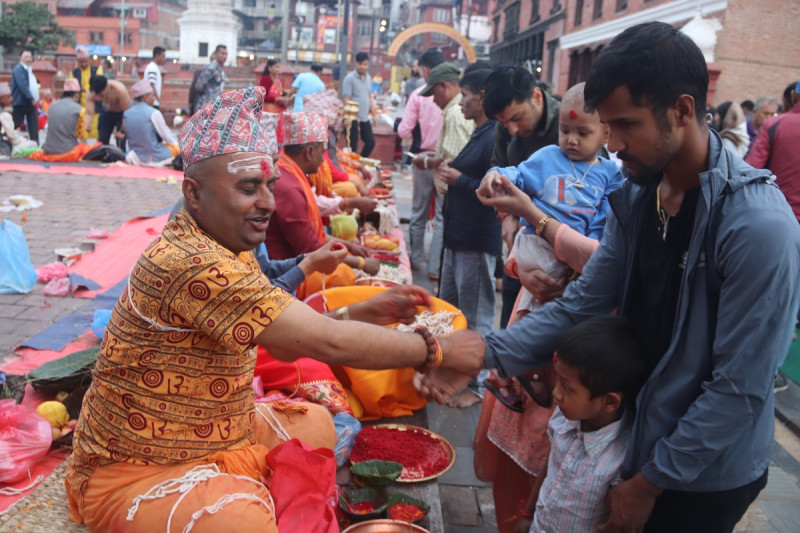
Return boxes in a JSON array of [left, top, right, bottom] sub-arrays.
[[227, 155, 271, 174]]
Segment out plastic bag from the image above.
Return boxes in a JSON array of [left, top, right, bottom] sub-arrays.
[[43, 277, 71, 297], [333, 412, 361, 468], [0, 399, 53, 483], [91, 309, 112, 339], [266, 439, 338, 533], [0, 219, 37, 294], [36, 261, 69, 282]]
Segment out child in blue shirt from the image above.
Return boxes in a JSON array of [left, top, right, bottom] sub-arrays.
[[487, 82, 624, 314]]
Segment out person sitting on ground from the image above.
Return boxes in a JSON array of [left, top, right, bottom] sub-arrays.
[[86, 75, 130, 148], [39, 79, 91, 157], [65, 85, 486, 533], [485, 82, 623, 320], [714, 101, 749, 157], [521, 315, 649, 532], [264, 111, 380, 299], [123, 79, 179, 167], [0, 82, 38, 157]]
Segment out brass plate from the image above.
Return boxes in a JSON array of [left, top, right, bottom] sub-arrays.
[[353, 423, 456, 483]]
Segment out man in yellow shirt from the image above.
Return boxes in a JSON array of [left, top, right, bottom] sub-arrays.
[[68, 45, 103, 138]]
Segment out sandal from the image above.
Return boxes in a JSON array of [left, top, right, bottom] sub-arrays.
[[484, 381, 524, 413]]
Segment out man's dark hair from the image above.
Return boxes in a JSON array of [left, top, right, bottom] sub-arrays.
[[584, 22, 708, 122], [556, 315, 648, 405], [153, 46, 165, 58], [90, 75, 108, 94], [464, 61, 492, 75], [214, 44, 227, 54], [460, 68, 491, 94], [355, 52, 369, 63], [418, 48, 445, 69], [782, 81, 796, 112], [740, 99, 755, 113], [482, 66, 536, 118], [283, 142, 318, 155], [411, 69, 420, 78], [311, 63, 323, 72], [63, 91, 79, 98]]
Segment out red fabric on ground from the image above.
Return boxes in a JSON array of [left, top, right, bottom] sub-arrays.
[[70, 213, 169, 299], [0, 162, 183, 181]]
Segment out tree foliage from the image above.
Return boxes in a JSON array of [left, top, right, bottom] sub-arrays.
[[0, 2, 74, 56]]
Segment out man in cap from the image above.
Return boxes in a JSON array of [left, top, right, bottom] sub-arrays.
[[86, 75, 130, 149], [398, 48, 445, 277], [10, 50, 39, 144], [65, 86, 486, 532], [265, 111, 379, 299], [41, 78, 87, 156], [123, 79, 179, 166], [0, 82, 38, 156], [69, 45, 103, 138]]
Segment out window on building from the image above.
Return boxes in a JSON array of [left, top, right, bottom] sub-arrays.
[[593, 0, 603, 19], [433, 8, 450, 23], [503, 2, 520, 38], [89, 31, 104, 43], [358, 22, 370, 36], [551, 1, 562, 14], [199, 42, 209, 57], [530, 0, 540, 23], [615, 0, 627, 10], [431, 32, 448, 43], [243, 19, 254, 30], [575, 0, 583, 25], [124, 32, 133, 44], [492, 15, 501, 43], [244, 0, 256, 6]]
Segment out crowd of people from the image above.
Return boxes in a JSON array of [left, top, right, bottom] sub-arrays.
[[3, 20, 797, 533]]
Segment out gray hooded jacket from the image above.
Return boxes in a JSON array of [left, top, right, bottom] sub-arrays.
[[484, 131, 800, 491]]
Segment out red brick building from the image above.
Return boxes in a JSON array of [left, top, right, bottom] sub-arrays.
[[490, 0, 800, 105]]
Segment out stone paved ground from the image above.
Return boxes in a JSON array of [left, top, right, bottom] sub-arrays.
[[0, 170, 181, 362]]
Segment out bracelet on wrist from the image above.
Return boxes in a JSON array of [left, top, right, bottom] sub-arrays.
[[356, 256, 366, 270], [536, 215, 552, 236], [412, 325, 443, 374], [423, 155, 430, 169], [335, 306, 350, 321]]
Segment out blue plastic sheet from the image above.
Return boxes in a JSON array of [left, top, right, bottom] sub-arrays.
[[0, 220, 37, 294]]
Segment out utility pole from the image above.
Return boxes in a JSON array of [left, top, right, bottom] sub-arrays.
[[280, 0, 290, 62], [338, 0, 350, 98], [119, 0, 125, 75], [369, 9, 376, 77]]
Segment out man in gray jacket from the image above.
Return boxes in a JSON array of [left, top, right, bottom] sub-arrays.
[[421, 21, 800, 533]]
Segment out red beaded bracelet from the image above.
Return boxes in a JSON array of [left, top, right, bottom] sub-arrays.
[[412, 325, 442, 374]]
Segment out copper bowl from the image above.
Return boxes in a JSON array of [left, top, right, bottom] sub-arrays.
[[342, 519, 431, 533]]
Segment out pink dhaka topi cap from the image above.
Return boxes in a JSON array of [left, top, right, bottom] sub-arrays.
[[63, 78, 81, 92], [283, 111, 328, 146], [303, 89, 342, 127], [179, 85, 271, 170], [75, 46, 90, 59], [259, 112, 280, 155], [131, 79, 153, 98], [0, 82, 10, 97]]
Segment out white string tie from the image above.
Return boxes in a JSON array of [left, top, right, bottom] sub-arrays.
[[126, 264, 199, 333], [255, 403, 291, 442], [180, 492, 275, 533]]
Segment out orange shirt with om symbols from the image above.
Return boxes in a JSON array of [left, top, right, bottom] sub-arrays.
[[66, 208, 294, 505]]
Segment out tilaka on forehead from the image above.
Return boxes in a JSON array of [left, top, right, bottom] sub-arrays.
[[569, 110, 578, 120], [226, 155, 273, 174]]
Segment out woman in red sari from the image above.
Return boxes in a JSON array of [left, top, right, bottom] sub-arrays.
[[259, 59, 291, 142]]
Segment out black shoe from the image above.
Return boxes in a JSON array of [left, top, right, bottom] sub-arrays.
[[775, 373, 790, 393]]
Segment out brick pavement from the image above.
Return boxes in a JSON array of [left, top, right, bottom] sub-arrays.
[[0, 170, 182, 362]]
